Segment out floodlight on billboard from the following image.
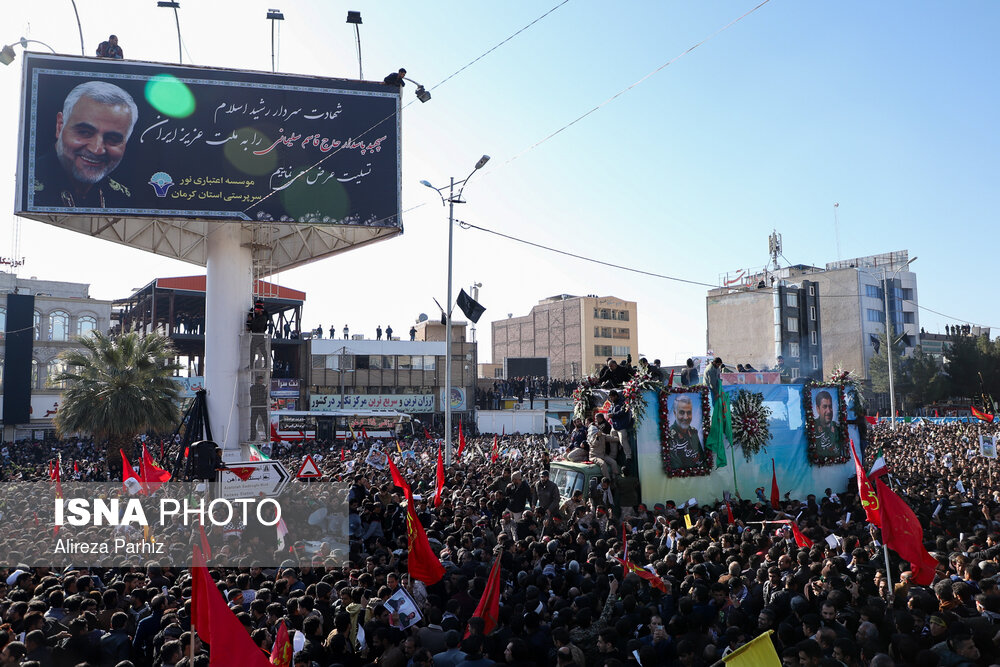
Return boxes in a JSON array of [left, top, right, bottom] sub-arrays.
[[15, 54, 402, 227]]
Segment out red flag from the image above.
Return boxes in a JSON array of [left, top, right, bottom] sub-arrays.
[[667, 369, 675, 389], [73, 460, 79, 473], [340, 447, 345, 461], [770, 459, 780, 510], [934, 409, 939, 418], [198, 523, 213, 561], [191, 545, 271, 666], [387, 456, 412, 499], [876, 411, 880, 421], [615, 524, 667, 592], [850, 440, 881, 527], [456, 422, 466, 461], [406, 502, 445, 585], [465, 557, 502, 637], [362, 427, 369, 440], [191, 545, 212, 645], [424, 427, 432, 441], [490, 435, 499, 463], [141, 445, 171, 493], [972, 406, 995, 423], [270, 620, 292, 667], [434, 446, 445, 508], [876, 478, 939, 586], [121, 450, 144, 495], [725, 501, 734, 524], [864, 416, 877, 425], [790, 521, 813, 548]]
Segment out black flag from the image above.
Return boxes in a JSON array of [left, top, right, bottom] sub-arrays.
[[457, 289, 486, 323], [870, 334, 880, 354]]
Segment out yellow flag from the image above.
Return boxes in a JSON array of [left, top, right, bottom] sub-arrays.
[[723, 630, 780, 667], [684, 513, 693, 530], [396, 441, 403, 454]]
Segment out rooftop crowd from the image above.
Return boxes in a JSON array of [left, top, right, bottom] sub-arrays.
[[0, 418, 998, 666]]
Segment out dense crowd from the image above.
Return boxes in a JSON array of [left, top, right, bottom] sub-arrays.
[[1, 419, 1000, 665], [478, 378, 576, 409]]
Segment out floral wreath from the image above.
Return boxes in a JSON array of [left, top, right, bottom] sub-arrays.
[[828, 366, 866, 410], [659, 386, 713, 477], [804, 383, 850, 466], [621, 367, 665, 427], [731, 389, 773, 461], [572, 373, 601, 420]]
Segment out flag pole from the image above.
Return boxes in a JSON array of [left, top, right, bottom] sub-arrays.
[[730, 443, 740, 497]]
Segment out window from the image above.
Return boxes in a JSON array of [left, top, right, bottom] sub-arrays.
[[618, 310, 629, 321], [48, 359, 67, 388], [397, 355, 412, 370], [812, 354, 819, 370], [867, 309, 885, 323], [612, 327, 630, 339], [49, 310, 70, 341], [422, 355, 436, 371], [810, 306, 816, 321], [865, 284, 883, 299], [786, 293, 798, 308], [368, 355, 382, 370], [77, 315, 97, 337], [810, 331, 817, 345], [412, 356, 424, 370], [0, 307, 5, 338], [809, 285, 815, 296], [786, 317, 798, 332], [355, 355, 370, 370], [903, 312, 915, 324], [595, 345, 611, 357], [612, 345, 630, 357], [789, 342, 800, 358], [33, 311, 40, 340], [382, 356, 395, 370], [901, 288, 913, 301]]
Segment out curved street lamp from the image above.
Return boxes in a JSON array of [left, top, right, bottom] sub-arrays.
[[0, 37, 58, 66], [421, 155, 491, 465]]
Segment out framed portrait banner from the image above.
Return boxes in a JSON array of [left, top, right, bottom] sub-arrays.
[[804, 384, 849, 466], [659, 386, 713, 477]]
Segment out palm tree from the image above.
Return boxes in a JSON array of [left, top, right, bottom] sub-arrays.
[[53, 330, 182, 473]]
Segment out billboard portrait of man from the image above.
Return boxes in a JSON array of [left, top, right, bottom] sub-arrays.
[[32, 80, 138, 208], [812, 389, 844, 458], [666, 393, 707, 470]]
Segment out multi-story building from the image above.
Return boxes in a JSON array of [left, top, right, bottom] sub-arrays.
[[491, 294, 638, 379], [307, 320, 477, 427], [707, 278, 822, 380], [707, 250, 919, 385], [0, 272, 112, 440]]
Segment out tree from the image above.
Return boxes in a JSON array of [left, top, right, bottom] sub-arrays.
[[903, 347, 950, 408], [53, 330, 182, 473]]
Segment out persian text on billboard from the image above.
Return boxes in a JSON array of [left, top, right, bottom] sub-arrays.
[[16, 54, 401, 226]]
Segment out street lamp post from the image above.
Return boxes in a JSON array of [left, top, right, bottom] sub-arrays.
[[266, 9, 285, 73], [421, 155, 490, 465], [157, 1, 183, 64], [879, 256, 917, 430], [0, 37, 57, 66]]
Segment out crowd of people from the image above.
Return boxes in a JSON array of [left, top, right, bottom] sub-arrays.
[[478, 377, 576, 409], [0, 418, 999, 665]]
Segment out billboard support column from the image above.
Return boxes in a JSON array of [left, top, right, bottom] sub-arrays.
[[205, 223, 252, 451]]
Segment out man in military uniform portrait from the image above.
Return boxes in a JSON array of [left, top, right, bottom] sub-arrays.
[[668, 393, 707, 469], [33, 80, 138, 208], [813, 390, 843, 458]]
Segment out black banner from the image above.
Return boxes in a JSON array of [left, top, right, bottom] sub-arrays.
[[16, 54, 401, 226], [3, 294, 35, 425]]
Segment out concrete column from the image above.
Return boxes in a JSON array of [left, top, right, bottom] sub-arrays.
[[204, 223, 252, 450]]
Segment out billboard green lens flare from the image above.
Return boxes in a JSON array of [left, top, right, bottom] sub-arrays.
[[145, 74, 196, 118]]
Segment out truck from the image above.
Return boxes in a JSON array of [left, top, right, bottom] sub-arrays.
[[476, 409, 567, 435], [549, 383, 865, 507]]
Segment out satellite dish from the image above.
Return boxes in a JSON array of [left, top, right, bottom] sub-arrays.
[[308, 508, 329, 525], [417, 313, 428, 323]]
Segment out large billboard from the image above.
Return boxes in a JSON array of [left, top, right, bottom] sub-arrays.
[[16, 54, 401, 226]]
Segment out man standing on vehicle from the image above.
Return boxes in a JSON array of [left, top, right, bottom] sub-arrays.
[[606, 390, 633, 468]]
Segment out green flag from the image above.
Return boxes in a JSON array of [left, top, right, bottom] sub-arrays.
[[707, 390, 732, 468]]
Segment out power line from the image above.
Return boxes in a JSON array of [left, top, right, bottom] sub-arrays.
[[456, 220, 716, 287], [428, 1, 571, 93], [500, 0, 773, 167], [457, 220, 998, 330]]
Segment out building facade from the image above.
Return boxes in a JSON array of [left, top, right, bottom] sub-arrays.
[[491, 294, 638, 379], [707, 279, 822, 380], [0, 272, 112, 440], [707, 250, 919, 383], [307, 322, 477, 425]]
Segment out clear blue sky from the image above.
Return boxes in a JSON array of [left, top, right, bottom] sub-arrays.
[[0, 1, 996, 371]]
